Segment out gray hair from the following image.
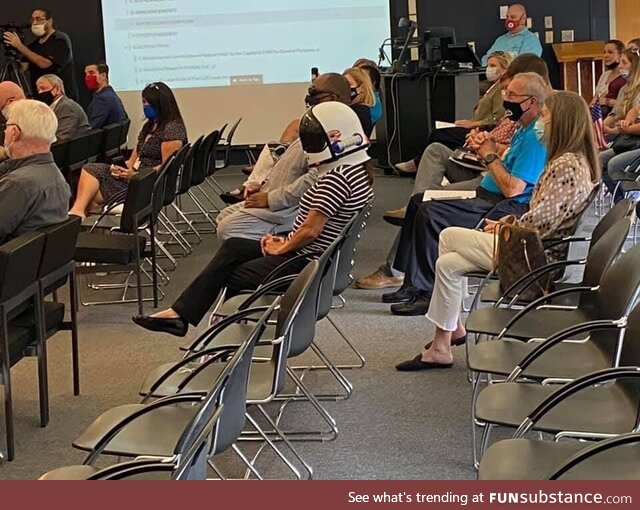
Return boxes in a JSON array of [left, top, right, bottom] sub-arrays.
[[37, 74, 66, 95], [6, 99, 58, 143], [513, 72, 549, 104]]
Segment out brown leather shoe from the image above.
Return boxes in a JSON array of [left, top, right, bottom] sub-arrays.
[[354, 269, 404, 290]]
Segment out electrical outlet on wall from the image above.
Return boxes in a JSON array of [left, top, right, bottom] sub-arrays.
[[561, 30, 575, 42]]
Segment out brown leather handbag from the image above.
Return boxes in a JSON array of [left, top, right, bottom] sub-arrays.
[[493, 217, 550, 302]]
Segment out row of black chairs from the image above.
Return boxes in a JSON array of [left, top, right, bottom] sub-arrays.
[[38, 204, 373, 479], [0, 217, 82, 461], [459, 198, 640, 479], [51, 119, 131, 194]]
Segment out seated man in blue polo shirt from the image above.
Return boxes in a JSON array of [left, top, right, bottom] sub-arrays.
[[385, 72, 549, 316], [481, 4, 542, 66], [84, 62, 128, 129]]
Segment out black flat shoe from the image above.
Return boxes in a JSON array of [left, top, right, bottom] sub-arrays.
[[382, 287, 416, 304], [220, 189, 244, 205], [395, 355, 453, 372], [391, 297, 431, 316], [424, 335, 467, 351], [132, 315, 189, 337], [382, 215, 405, 227]]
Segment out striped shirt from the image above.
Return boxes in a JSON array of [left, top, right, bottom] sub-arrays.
[[289, 163, 374, 256]]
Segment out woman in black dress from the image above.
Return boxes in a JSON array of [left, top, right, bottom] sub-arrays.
[[69, 82, 187, 218]]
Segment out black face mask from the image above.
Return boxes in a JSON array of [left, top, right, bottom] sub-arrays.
[[38, 90, 55, 106], [503, 97, 532, 122], [606, 61, 620, 71]]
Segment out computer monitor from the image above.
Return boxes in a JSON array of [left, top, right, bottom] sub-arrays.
[[444, 43, 482, 69], [423, 26, 457, 65]]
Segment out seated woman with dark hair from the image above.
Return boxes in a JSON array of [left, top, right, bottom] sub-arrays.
[[69, 82, 187, 218], [133, 102, 374, 338], [396, 91, 601, 371]]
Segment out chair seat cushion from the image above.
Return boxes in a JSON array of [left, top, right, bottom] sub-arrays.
[[480, 281, 578, 307], [39, 465, 100, 480], [465, 307, 592, 340], [73, 403, 198, 457], [475, 382, 637, 435], [468, 338, 614, 380], [75, 231, 147, 265], [0, 326, 32, 368], [214, 294, 279, 319], [478, 439, 585, 480], [12, 302, 66, 337]]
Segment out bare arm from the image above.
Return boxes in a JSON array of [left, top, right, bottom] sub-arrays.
[[157, 140, 183, 170], [470, 132, 526, 198]]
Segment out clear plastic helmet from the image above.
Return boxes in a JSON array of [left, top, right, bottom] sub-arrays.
[[299, 101, 370, 168]]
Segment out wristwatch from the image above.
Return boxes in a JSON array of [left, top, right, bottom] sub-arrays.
[[483, 153, 500, 165]]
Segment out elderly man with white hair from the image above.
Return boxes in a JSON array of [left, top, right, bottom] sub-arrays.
[[0, 99, 70, 243], [0, 81, 27, 161], [36, 74, 90, 141], [481, 4, 542, 66]]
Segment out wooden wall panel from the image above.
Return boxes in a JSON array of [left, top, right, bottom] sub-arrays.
[[615, 0, 640, 44]]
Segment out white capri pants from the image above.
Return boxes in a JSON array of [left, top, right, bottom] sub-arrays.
[[426, 227, 495, 331]]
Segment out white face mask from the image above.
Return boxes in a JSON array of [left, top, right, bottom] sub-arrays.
[[534, 117, 547, 144], [31, 23, 46, 37], [620, 69, 630, 79], [486, 66, 501, 82]]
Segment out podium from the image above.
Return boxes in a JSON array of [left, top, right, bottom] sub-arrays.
[[376, 71, 481, 168], [552, 41, 605, 104]]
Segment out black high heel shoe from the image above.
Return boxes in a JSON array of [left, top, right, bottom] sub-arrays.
[[132, 315, 189, 337]]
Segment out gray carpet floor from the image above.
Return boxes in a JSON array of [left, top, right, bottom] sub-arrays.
[[0, 168, 594, 480]]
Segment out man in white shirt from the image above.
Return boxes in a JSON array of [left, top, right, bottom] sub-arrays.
[[481, 4, 542, 66]]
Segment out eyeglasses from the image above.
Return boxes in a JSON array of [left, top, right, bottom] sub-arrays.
[[501, 90, 532, 100]]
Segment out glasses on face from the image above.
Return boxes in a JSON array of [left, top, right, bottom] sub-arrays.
[[501, 90, 532, 100]]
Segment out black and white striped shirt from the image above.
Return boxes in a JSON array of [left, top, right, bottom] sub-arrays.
[[289, 163, 374, 256]]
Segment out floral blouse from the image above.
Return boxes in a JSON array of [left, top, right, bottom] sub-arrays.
[[516, 152, 596, 261]]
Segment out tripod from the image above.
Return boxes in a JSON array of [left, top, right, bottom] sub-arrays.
[[0, 58, 32, 97]]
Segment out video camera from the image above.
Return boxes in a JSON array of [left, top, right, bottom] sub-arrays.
[[1, 22, 30, 60]]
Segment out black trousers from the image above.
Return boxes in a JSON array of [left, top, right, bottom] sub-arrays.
[[173, 238, 308, 326], [393, 191, 528, 295], [412, 127, 471, 166]]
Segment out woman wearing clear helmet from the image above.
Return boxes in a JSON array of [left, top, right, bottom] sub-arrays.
[[133, 102, 375, 337]]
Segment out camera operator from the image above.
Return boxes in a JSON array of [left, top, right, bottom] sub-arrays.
[[2, 8, 78, 101]]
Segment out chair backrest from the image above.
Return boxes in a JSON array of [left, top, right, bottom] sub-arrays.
[[51, 140, 70, 170], [118, 118, 131, 148], [205, 130, 223, 177], [590, 199, 634, 251], [271, 261, 320, 390], [619, 304, 640, 370], [152, 154, 175, 217], [217, 118, 242, 169], [333, 201, 373, 296], [594, 244, 640, 320], [163, 143, 191, 207], [177, 136, 203, 195], [36, 216, 82, 279], [101, 123, 122, 156], [581, 219, 631, 288], [119, 170, 157, 234], [84, 129, 105, 162], [191, 130, 219, 186], [0, 232, 46, 303], [172, 305, 274, 476], [218, 123, 228, 140]]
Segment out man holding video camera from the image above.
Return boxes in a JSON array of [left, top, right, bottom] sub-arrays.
[[2, 8, 78, 100]]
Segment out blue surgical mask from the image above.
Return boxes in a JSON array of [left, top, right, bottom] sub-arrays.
[[143, 104, 157, 121], [534, 117, 547, 143], [620, 70, 630, 79]]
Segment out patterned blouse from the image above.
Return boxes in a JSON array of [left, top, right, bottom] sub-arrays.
[[516, 152, 596, 261]]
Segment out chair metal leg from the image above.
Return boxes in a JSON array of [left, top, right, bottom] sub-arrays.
[[171, 203, 203, 242], [1, 313, 15, 461], [34, 293, 49, 427], [470, 371, 484, 469], [231, 443, 265, 480], [69, 269, 81, 396]]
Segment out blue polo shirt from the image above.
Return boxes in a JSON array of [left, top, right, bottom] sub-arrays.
[[479, 119, 547, 204], [481, 28, 543, 66]]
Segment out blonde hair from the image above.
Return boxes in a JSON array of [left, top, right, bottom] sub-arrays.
[[487, 51, 514, 71], [37, 73, 66, 95], [545, 91, 600, 182], [343, 67, 375, 107], [618, 49, 640, 116], [6, 99, 58, 143]]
